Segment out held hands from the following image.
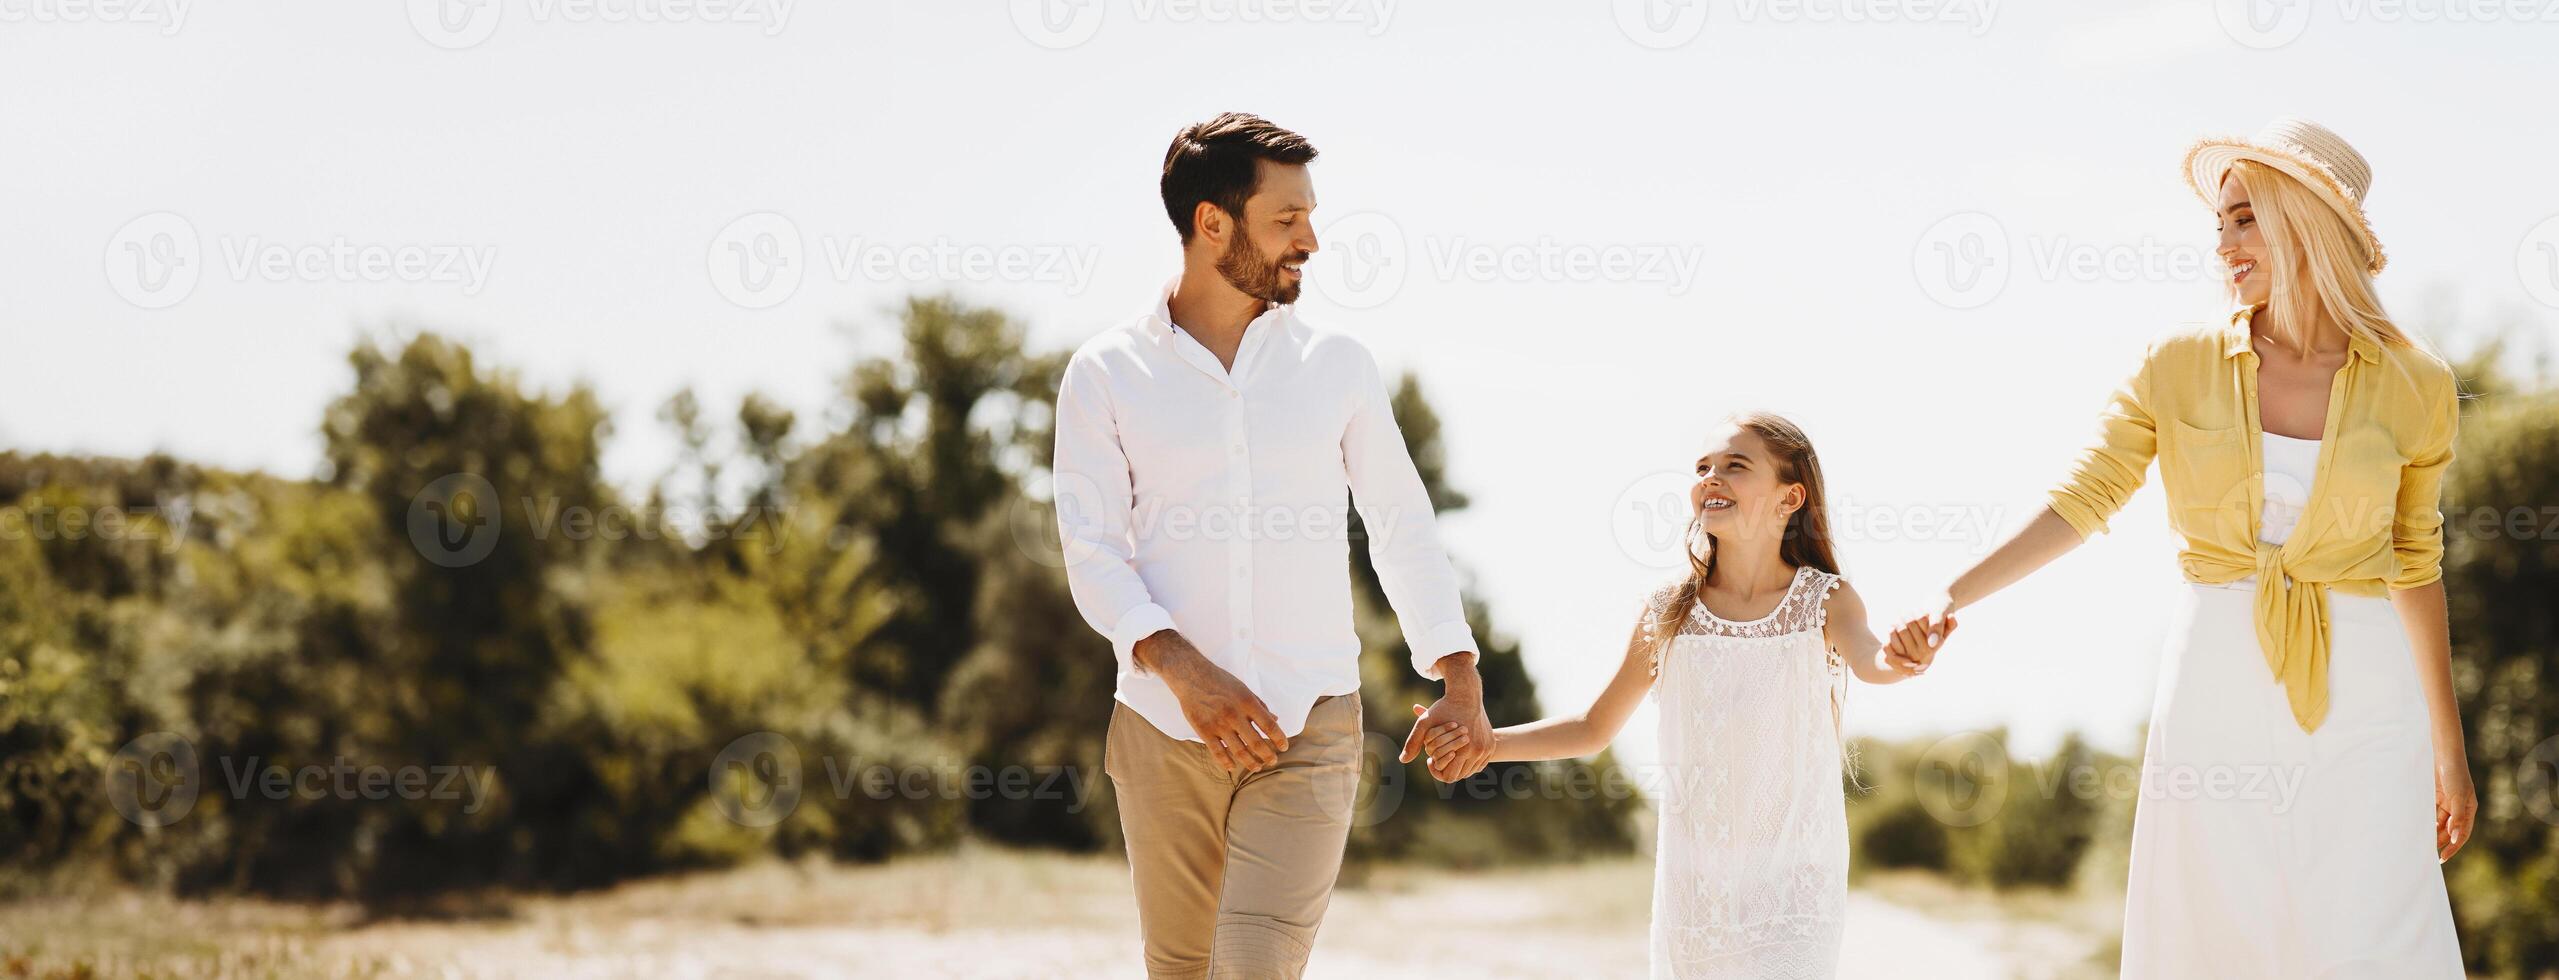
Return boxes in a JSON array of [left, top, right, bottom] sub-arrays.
[[1407, 704, 1493, 782], [1401, 653, 1494, 782], [1882, 598, 1959, 677]]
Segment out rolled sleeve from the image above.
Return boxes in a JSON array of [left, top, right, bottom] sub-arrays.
[[1105, 602, 1177, 675], [1409, 621, 1482, 681], [2048, 340, 2160, 538], [1340, 342, 1480, 683], [2388, 373, 2459, 591]]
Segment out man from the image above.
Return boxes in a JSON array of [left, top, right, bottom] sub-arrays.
[[1053, 112, 1495, 979]]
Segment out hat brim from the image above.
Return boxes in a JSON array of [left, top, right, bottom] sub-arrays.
[[2182, 136, 2386, 275]]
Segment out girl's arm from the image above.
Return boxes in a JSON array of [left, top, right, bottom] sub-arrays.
[[1447, 604, 1660, 764], [1826, 578, 1932, 685]]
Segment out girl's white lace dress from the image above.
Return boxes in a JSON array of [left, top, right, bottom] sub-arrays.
[[1644, 565, 1849, 980]]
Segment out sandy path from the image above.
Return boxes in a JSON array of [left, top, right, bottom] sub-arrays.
[[1, 851, 2113, 978]]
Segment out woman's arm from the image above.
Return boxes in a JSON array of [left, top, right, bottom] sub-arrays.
[[1940, 507, 2089, 615], [1474, 606, 1661, 763], [2389, 373, 2470, 860], [1826, 579, 1930, 684], [1922, 343, 2163, 630], [2392, 580, 2474, 861]]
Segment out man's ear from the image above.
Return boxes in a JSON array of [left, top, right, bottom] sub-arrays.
[[1192, 201, 1229, 249]]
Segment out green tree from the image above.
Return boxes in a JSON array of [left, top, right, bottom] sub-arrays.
[[2440, 365, 2559, 978]]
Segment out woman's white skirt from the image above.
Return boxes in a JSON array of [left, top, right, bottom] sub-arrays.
[[2119, 581, 2464, 979]]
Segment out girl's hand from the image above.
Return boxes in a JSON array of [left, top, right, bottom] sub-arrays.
[[2435, 747, 2477, 862], [1879, 638, 1924, 677], [1411, 705, 1481, 780]]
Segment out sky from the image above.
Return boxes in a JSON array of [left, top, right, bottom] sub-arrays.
[[5, 0, 2556, 769]]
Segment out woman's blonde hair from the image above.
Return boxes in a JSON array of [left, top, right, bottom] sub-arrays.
[[2227, 160, 2421, 356]]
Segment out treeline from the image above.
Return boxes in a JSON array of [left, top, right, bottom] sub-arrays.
[[0, 295, 1636, 903]]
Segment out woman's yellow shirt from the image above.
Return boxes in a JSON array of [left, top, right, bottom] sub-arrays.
[[2047, 306, 2461, 733]]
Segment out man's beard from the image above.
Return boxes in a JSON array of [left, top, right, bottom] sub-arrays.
[[1216, 232, 1304, 306]]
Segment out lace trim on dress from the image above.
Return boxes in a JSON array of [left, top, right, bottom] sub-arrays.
[[1646, 566, 1842, 680]]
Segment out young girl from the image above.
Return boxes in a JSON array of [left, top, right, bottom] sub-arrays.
[[1415, 412, 1936, 979]]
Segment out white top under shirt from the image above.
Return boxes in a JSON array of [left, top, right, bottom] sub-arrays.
[[2207, 431, 2322, 591], [1051, 280, 1481, 742], [2259, 431, 2320, 547]]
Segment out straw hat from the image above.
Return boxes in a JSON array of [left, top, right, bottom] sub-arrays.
[[2182, 117, 2386, 275]]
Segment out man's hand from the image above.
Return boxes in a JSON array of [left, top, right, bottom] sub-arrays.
[[1401, 652, 1493, 781], [1136, 630, 1287, 774]]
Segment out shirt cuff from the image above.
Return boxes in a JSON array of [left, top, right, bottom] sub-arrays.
[[1409, 621, 1481, 681], [2045, 487, 2107, 540], [2388, 555, 2445, 592], [1107, 603, 1177, 675]]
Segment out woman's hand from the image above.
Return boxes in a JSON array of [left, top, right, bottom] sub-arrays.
[[2434, 746, 2477, 862], [1885, 604, 1956, 676]]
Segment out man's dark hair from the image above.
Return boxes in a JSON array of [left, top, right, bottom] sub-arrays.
[[1160, 112, 1319, 245]]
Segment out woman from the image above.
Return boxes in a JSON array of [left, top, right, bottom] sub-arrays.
[[1908, 119, 2474, 977]]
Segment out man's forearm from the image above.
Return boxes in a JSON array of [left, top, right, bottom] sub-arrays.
[[1434, 651, 1481, 699], [1133, 629, 1207, 690]]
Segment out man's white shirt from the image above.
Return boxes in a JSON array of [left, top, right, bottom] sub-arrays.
[[1053, 280, 1480, 742]]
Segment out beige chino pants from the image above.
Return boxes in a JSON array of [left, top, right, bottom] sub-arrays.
[[1104, 691, 1364, 980]]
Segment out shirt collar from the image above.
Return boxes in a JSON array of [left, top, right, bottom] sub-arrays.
[[2222, 305, 2381, 364], [1143, 276, 1181, 340], [1144, 274, 1287, 340]]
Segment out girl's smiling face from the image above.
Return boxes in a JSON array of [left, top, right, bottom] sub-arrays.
[[1690, 424, 1803, 539]]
